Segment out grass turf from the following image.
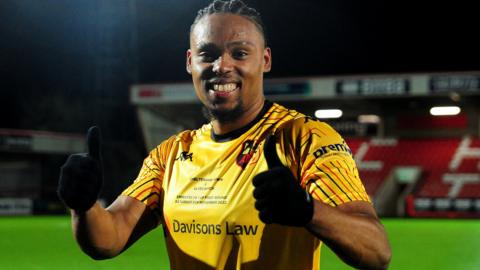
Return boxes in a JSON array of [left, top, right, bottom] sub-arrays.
[[1, 217, 479, 269]]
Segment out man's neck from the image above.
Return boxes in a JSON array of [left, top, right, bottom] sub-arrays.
[[211, 98, 265, 136]]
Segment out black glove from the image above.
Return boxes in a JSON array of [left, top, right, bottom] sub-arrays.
[[252, 134, 314, 226], [57, 126, 104, 212]]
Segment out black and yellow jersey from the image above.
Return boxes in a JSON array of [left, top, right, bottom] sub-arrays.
[[122, 101, 370, 270]]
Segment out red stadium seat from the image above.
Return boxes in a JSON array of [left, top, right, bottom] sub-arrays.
[[346, 137, 480, 217]]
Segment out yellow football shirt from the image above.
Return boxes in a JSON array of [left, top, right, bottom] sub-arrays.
[[122, 101, 370, 270]]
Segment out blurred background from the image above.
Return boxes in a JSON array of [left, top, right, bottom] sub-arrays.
[[1, 0, 479, 269]]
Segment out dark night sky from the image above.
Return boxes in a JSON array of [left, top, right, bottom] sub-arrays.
[[0, 0, 479, 135]]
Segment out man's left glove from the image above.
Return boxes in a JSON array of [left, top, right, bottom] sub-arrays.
[[57, 126, 104, 212], [252, 134, 314, 227]]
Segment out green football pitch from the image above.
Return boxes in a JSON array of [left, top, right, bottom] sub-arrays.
[[1, 216, 479, 269]]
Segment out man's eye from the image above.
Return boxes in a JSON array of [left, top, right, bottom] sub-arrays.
[[198, 53, 215, 62], [233, 51, 248, 59]]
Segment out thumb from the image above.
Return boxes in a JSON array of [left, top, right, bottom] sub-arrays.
[[264, 134, 283, 168], [87, 126, 102, 161]]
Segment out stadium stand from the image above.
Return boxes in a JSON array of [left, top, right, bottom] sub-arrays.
[[345, 137, 480, 218], [0, 129, 84, 215]]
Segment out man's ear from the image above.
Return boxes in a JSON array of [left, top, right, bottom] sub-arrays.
[[263, 47, 272, 73], [186, 49, 192, 74]]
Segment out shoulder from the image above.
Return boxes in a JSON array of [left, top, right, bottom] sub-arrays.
[[150, 123, 214, 154], [291, 116, 341, 139], [272, 106, 353, 158], [271, 104, 342, 142], [148, 128, 198, 160]]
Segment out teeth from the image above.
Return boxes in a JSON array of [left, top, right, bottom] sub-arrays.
[[211, 83, 237, 92]]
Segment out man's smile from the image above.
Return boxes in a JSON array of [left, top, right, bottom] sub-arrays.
[[205, 81, 242, 98]]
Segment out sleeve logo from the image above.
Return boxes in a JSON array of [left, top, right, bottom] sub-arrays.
[[313, 141, 352, 158]]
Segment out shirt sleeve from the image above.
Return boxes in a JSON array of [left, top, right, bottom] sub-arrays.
[[281, 117, 371, 207], [121, 136, 175, 213]]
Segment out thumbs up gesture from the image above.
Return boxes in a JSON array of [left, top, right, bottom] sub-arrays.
[[58, 126, 104, 212], [252, 134, 314, 227]]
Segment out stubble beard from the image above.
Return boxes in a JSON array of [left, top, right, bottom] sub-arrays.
[[202, 99, 244, 124]]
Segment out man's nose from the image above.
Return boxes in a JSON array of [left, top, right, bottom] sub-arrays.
[[212, 55, 234, 74]]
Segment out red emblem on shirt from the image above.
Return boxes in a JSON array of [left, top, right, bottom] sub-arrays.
[[236, 140, 258, 169]]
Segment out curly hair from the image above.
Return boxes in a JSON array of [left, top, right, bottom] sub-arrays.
[[190, 0, 267, 46]]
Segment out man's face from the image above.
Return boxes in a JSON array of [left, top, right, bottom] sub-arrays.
[[187, 13, 271, 123]]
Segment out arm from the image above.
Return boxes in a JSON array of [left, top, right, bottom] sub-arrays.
[[253, 133, 391, 269], [71, 196, 158, 260], [58, 126, 160, 259], [307, 200, 391, 270]]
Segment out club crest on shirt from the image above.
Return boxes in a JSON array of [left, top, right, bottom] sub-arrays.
[[236, 140, 259, 169]]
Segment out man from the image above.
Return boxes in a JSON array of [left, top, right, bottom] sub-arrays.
[[58, 1, 391, 269]]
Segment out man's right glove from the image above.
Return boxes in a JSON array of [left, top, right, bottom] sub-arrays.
[[252, 134, 314, 227], [57, 126, 104, 212]]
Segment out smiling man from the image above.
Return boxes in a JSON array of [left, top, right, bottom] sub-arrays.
[[187, 6, 270, 134], [57, 1, 391, 269]]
